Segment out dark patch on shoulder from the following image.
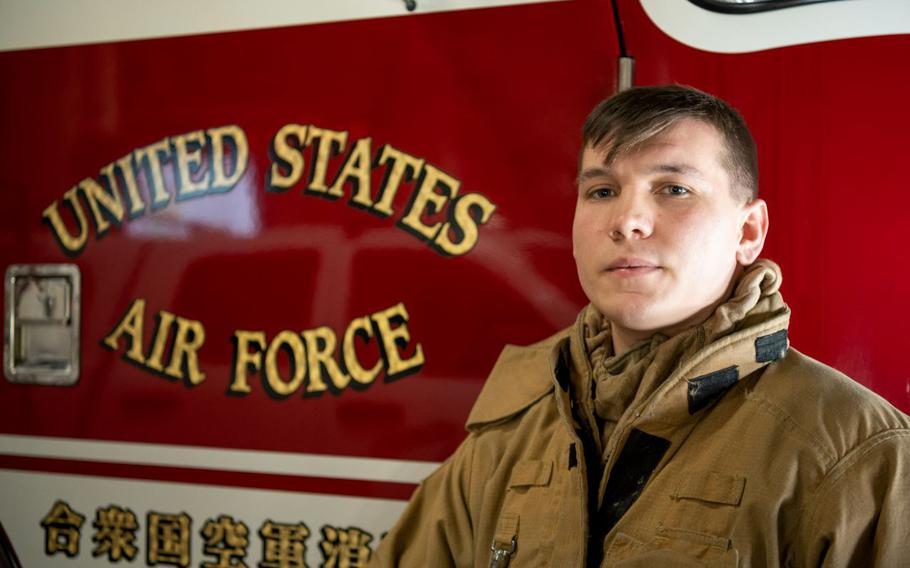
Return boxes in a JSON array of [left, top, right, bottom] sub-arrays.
[[688, 366, 739, 414], [755, 329, 788, 363]]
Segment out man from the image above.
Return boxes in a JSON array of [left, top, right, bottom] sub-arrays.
[[371, 85, 910, 566]]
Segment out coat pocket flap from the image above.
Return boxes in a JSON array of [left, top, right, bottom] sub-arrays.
[[673, 471, 745, 506], [508, 460, 553, 488]]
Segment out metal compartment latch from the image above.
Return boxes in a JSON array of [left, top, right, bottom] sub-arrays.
[[4, 264, 80, 385]]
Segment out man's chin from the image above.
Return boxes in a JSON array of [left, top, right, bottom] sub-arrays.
[[593, 298, 662, 328]]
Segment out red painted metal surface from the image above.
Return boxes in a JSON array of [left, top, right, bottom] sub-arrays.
[[0, 1, 617, 463]]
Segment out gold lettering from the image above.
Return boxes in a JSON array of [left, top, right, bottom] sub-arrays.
[[434, 193, 497, 256], [229, 330, 267, 395], [133, 138, 172, 209], [163, 316, 206, 385], [327, 137, 373, 205], [373, 144, 425, 217], [209, 125, 249, 190], [371, 302, 424, 379], [112, 155, 145, 218], [267, 123, 309, 191], [79, 176, 124, 236], [342, 316, 381, 385], [225, 301, 423, 397], [42, 188, 89, 254], [306, 127, 348, 192], [44, 125, 254, 257], [172, 130, 210, 199], [102, 298, 147, 365], [264, 331, 306, 396], [302, 327, 349, 392], [399, 164, 460, 241], [145, 310, 176, 372]]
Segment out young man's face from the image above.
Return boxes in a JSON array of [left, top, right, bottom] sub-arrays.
[[573, 118, 766, 353]]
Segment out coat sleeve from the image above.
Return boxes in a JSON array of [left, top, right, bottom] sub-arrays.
[[789, 429, 910, 567], [369, 434, 479, 568]]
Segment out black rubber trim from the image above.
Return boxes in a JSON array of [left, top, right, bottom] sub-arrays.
[[688, 0, 845, 15], [610, 0, 628, 58], [554, 347, 571, 392], [0, 522, 22, 568]]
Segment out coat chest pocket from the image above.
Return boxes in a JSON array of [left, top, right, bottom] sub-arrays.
[[604, 530, 739, 567], [604, 471, 745, 567], [672, 471, 745, 507], [665, 470, 746, 537], [508, 459, 552, 489], [489, 460, 555, 567]]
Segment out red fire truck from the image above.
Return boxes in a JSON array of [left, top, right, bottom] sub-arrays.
[[1, 0, 908, 566]]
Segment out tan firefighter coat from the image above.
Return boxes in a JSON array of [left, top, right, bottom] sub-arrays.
[[371, 262, 910, 567]]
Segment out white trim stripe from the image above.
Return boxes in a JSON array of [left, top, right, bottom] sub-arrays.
[[0, 434, 440, 484], [0, 0, 565, 53], [641, 0, 910, 54]]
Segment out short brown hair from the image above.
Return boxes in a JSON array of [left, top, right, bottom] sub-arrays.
[[582, 85, 758, 201]]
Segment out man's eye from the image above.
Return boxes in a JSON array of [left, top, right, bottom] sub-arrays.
[[590, 187, 616, 199], [662, 184, 690, 196]]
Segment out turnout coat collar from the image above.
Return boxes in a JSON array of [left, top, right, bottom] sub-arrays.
[[467, 260, 791, 436]]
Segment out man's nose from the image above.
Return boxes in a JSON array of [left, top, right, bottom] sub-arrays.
[[608, 193, 653, 241]]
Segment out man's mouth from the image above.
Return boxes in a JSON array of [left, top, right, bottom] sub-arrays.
[[606, 258, 660, 272]]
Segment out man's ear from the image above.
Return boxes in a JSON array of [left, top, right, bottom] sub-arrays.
[[737, 198, 769, 265]]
